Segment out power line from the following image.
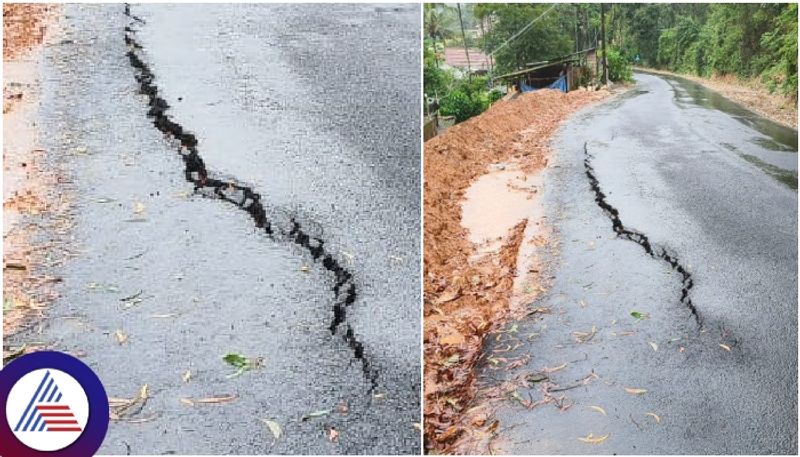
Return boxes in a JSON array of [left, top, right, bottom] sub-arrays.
[[487, 4, 558, 59]]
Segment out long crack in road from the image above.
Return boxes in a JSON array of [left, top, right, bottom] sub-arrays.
[[474, 72, 797, 454], [6, 3, 420, 454], [122, 5, 375, 389], [583, 142, 701, 326]]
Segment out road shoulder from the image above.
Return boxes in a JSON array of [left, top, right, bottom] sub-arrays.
[[422, 87, 618, 453], [634, 66, 797, 129]]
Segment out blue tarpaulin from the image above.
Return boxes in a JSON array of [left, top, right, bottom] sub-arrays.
[[521, 75, 567, 93]]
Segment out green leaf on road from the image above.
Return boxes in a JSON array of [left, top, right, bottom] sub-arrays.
[[222, 353, 263, 378], [223, 353, 249, 368]]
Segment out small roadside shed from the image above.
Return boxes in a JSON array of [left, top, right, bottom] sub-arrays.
[[493, 48, 597, 93]]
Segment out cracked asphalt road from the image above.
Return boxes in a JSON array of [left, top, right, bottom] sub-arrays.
[[7, 4, 420, 454], [480, 73, 797, 454]]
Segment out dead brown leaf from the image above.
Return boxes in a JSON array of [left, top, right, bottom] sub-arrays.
[[578, 433, 609, 444], [588, 405, 607, 416], [646, 412, 661, 424], [115, 329, 128, 345], [182, 394, 237, 405], [328, 427, 339, 443]]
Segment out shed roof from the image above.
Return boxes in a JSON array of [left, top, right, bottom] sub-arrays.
[[443, 47, 491, 71], [494, 57, 579, 81]]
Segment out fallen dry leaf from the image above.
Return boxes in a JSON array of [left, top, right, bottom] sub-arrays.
[[109, 384, 149, 421], [328, 427, 339, 443], [183, 394, 237, 405], [578, 433, 609, 444], [544, 362, 567, 373], [261, 419, 282, 440], [434, 289, 461, 305], [646, 412, 661, 424], [440, 333, 466, 346], [573, 326, 597, 343], [588, 405, 607, 416], [719, 344, 731, 352], [133, 202, 145, 214], [649, 341, 658, 351], [115, 329, 128, 345], [181, 370, 192, 383], [624, 387, 647, 395]]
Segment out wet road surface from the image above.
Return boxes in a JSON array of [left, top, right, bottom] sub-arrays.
[[8, 4, 420, 454], [480, 73, 797, 453]]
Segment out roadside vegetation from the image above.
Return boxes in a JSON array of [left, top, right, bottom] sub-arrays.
[[424, 3, 797, 126], [424, 4, 632, 125], [616, 3, 797, 100]]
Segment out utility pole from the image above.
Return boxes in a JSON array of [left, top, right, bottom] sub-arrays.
[[574, 6, 580, 53], [600, 3, 609, 88], [457, 3, 472, 82]]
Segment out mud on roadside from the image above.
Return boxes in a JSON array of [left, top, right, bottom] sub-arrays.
[[3, 4, 69, 352], [423, 88, 610, 453]]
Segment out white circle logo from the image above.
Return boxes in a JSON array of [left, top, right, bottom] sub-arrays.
[[5, 368, 90, 452]]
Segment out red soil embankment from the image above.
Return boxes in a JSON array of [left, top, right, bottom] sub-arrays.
[[423, 89, 609, 453], [3, 4, 52, 60], [3, 4, 63, 344]]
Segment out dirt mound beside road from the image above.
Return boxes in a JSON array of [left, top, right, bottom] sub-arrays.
[[423, 88, 609, 452], [3, 4, 53, 60], [3, 4, 65, 345]]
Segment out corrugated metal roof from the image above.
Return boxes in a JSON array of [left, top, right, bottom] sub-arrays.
[[443, 47, 490, 71]]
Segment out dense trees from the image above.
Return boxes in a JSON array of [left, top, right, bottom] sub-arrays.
[[612, 3, 797, 98], [479, 4, 574, 75]]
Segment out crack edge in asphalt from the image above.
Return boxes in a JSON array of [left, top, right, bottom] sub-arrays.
[[583, 142, 702, 327], [122, 6, 378, 390]]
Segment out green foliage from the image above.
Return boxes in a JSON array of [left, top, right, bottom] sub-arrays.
[[759, 3, 798, 97], [439, 89, 485, 123], [615, 3, 797, 98], [602, 49, 633, 83], [657, 17, 701, 72], [423, 41, 454, 98], [424, 4, 455, 43], [438, 76, 492, 123], [488, 89, 504, 104], [480, 4, 574, 74]]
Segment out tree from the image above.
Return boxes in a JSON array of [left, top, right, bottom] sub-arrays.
[[481, 4, 574, 74], [424, 4, 456, 67]]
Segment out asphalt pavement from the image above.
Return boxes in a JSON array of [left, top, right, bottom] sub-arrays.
[[480, 73, 797, 454], [8, 4, 420, 454]]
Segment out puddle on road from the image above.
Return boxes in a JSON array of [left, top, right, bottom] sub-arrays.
[[461, 163, 542, 253], [461, 161, 549, 308], [740, 154, 798, 189], [749, 136, 796, 152]]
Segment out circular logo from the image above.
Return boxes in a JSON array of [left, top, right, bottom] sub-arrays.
[[0, 351, 108, 457], [6, 369, 90, 451]]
